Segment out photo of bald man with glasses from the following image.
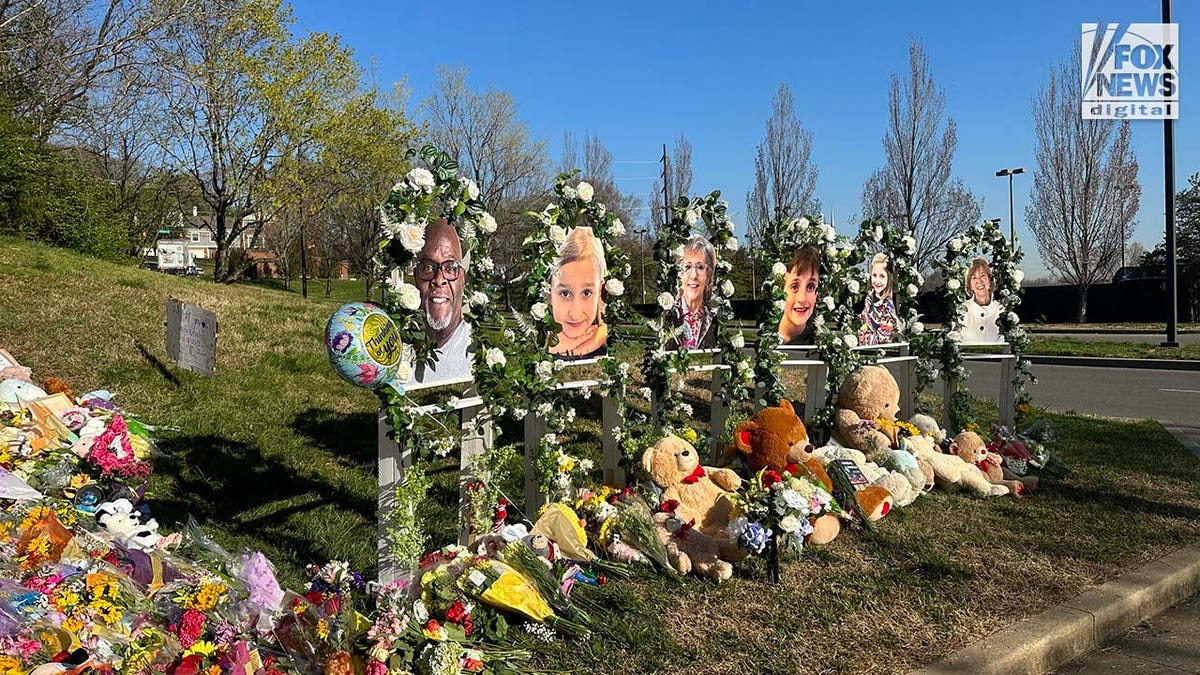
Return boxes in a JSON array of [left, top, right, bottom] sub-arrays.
[[412, 218, 473, 383]]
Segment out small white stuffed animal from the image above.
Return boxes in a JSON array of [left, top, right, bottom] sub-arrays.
[[96, 498, 162, 552]]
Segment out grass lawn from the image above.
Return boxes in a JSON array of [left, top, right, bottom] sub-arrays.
[[4, 237, 1199, 673], [1028, 336, 1200, 360]]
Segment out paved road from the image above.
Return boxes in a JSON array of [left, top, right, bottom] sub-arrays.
[[1034, 332, 1200, 346], [937, 361, 1200, 451], [1055, 594, 1200, 674]]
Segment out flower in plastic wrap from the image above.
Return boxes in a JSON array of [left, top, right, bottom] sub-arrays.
[[458, 559, 553, 623]]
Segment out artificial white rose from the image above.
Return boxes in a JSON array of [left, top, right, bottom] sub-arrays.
[[813, 314, 826, 327], [731, 332, 745, 349], [605, 278, 625, 296], [576, 182, 594, 202], [596, 203, 606, 217], [477, 257, 494, 272], [549, 225, 568, 247], [610, 219, 626, 237], [721, 279, 735, 297], [672, 244, 685, 260], [907, 283, 918, 297], [657, 292, 675, 310], [779, 515, 802, 534], [903, 235, 916, 254], [471, 291, 489, 307], [823, 296, 835, 310], [398, 221, 425, 253], [825, 244, 837, 259], [1014, 269, 1025, 284], [947, 330, 963, 343], [536, 402, 553, 417], [726, 238, 739, 252], [823, 224, 837, 242], [638, 387, 653, 401], [485, 348, 506, 368], [844, 334, 858, 348], [396, 362, 414, 382], [478, 212, 498, 234], [873, 226, 883, 242], [406, 167, 435, 192], [503, 329, 516, 341], [911, 321, 925, 334], [390, 180, 406, 195], [847, 279, 860, 295], [771, 262, 788, 277], [1000, 288, 1010, 297], [949, 238, 963, 252], [395, 282, 421, 311], [948, 278, 961, 291], [623, 264, 632, 277], [1008, 312, 1020, 324], [535, 360, 554, 381], [797, 217, 810, 228], [562, 186, 577, 200], [464, 178, 480, 200], [775, 299, 786, 311], [531, 302, 548, 320]]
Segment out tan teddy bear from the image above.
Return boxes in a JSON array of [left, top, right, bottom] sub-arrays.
[[906, 432, 1009, 497], [641, 435, 744, 561], [653, 511, 734, 582], [952, 431, 1026, 498], [834, 366, 930, 495]]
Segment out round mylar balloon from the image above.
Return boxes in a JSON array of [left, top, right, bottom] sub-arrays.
[[325, 302, 404, 392]]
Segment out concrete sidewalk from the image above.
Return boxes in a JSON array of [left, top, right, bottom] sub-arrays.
[[1056, 593, 1200, 673]]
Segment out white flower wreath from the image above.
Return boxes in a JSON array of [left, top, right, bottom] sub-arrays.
[[754, 216, 865, 428], [935, 219, 1034, 431]]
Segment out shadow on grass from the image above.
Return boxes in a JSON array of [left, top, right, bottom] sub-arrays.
[[152, 433, 375, 567], [1051, 482, 1200, 521], [135, 341, 181, 387], [290, 408, 377, 469]]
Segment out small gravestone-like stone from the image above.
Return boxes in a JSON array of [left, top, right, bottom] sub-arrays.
[[166, 298, 218, 377]]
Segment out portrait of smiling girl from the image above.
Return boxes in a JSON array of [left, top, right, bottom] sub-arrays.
[[857, 252, 898, 346], [549, 226, 608, 359]]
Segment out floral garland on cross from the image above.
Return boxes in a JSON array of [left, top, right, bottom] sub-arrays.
[[519, 172, 637, 499], [644, 191, 753, 436], [753, 216, 866, 429], [375, 144, 519, 565], [934, 219, 1033, 432], [852, 220, 943, 400]]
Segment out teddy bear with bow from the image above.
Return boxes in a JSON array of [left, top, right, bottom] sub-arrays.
[[641, 435, 744, 563], [834, 366, 933, 494]]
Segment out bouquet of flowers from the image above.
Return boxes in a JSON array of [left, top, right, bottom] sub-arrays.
[[989, 421, 1069, 480], [730, 467, 839, 558]]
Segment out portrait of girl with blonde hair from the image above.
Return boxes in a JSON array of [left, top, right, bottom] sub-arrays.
[[858, 252, 898, 346], [549, 226, 608, 359]]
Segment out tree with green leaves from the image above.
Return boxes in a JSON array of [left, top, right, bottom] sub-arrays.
[[152, 0, 361, 281]]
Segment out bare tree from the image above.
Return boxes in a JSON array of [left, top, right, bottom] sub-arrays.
[[560, 131, 642, 228], [419, 66, 549, 308], [1027, 46, 1140, 322], [861, 39, 980, 270], [649, 133, 693, 231], [0, 0, 183, 140], [745, 83, 820, 248]]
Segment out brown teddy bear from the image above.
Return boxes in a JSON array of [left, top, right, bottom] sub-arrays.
[[732, 400, 841, 544], [641, 435, 744, 560], [952, 431, 1027, 498], [653, 511, 734, 582], [834, 366, 931, 495]]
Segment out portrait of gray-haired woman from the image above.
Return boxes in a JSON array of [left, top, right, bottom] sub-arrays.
[[666, 235, 717, 350]]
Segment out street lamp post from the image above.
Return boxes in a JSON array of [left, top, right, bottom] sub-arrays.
[[634, 227, 648, 304], [995, 167, 1026, 243]]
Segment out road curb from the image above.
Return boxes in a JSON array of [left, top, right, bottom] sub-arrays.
[[1028, 355, 1200, 371], [1027, 328, 1198, 335], [913, 540, 1200, 675]]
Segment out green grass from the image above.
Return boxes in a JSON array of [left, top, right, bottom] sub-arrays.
[[4, 237, 1199, 673], [1028, 336, 1200, 360]]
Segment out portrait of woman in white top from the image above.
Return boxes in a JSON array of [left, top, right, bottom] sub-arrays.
[[959, 257, 1003, 344]]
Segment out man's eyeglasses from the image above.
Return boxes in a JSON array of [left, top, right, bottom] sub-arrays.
[[415, 259, 463, 281]]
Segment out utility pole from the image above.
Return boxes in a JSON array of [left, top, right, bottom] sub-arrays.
[[660, 143, 670, 230], [1163, 0, 1179, 346]]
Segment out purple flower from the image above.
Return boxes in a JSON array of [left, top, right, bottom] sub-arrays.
[[330, 330, 353, 354], [739, 522, 771, 554]]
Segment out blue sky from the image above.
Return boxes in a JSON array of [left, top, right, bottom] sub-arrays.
[[287, 0, 1192, 277]]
